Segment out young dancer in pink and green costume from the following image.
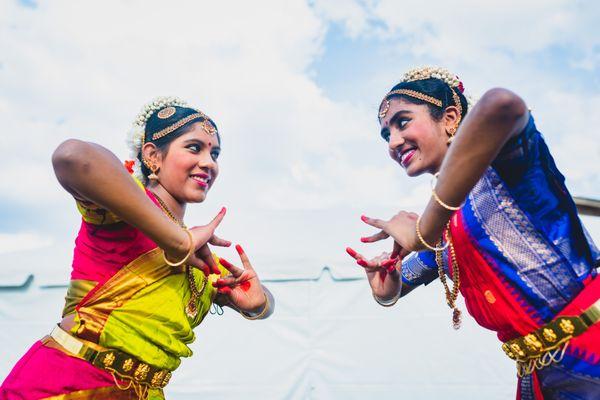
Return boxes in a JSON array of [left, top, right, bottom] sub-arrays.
[[1, 98, 274, 400]]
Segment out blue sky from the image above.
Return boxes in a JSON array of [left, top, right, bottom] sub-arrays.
[[0, 0, 599, 281]]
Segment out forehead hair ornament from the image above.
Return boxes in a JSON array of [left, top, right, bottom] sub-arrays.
[[379, 66, 465, 120]]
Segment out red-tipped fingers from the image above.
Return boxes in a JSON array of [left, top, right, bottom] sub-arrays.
[[346, 247, 364, 261], [217, 286, 232, 295], [380, 258, 398, 268], [360, 230, 389, 244], [209, 234, 231, 247], [360, 215, 386, 229], [357, 259, 368, 267], [219, 257, 244, 277], [212, 277, 237, 288], [234, 244, 254, 271], [197, 244, 220, 275]]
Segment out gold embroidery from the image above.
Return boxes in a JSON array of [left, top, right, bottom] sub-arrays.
[[162, 371, 172, 386], [559, 319, 575, 334], [151, 371, 166, 387], [542, 328, 557, 343], [102, 352, 116, 368], [122, 358, 134, 372], [134, 363, 150, 381], [523, 334, 543, 352]]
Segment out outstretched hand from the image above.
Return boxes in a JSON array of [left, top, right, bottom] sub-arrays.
[[359, 211, 421, 256], [346, 247, 402, 301], [212, 244, 267, 314]]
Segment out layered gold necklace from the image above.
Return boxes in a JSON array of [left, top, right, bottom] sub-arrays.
[[153, 191, 206, 319]]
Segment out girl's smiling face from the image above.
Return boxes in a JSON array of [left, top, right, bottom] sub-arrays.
[[379, 98, 451, 177], [150, 121, 221, 204]]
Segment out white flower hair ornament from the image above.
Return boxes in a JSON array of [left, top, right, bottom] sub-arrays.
[[125, 96, 188, 183], [400, 66, 477, 109]]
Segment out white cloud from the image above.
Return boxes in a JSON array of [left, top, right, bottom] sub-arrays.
[[0, 232, 53, 255]]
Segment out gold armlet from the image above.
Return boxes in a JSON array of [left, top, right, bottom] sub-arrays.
[[430, 173, 462, 211], [241, 292, 270, 320], [416, 215, 449, 252], [163, 228, 194, 267]]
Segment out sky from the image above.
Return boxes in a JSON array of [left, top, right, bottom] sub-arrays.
[[1, 0, 599, 284]]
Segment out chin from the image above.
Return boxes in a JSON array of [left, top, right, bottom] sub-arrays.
[[185, 191, 208, 203]]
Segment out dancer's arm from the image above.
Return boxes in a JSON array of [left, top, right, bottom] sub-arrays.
[[419, 88, 529, 246], [52, 139, 224, 273]]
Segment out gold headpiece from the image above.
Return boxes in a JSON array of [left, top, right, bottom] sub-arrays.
[[151, 111, 217, 140]]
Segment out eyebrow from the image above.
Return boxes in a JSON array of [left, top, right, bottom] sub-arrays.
[[183, 138, 221, 149], [380, 110, 413, 137]]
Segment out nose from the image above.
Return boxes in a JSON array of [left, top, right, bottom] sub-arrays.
[[388, 126, 405, 154], [197, 151, 217, 172]]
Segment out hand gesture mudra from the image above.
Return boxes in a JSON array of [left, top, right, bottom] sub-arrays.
[[212, 244, 268, 314], [359, 211, 422, 255], [173, 207, 232, 276], [346, 248, 401, 302]]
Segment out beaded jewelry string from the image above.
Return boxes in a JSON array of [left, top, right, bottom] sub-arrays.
[[434, 224, 462, 330], [153, 192, 206, 319]]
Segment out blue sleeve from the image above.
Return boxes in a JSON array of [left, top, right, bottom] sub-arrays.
[[491, 113, 539, 184], [401, 251, 438, 286], [491, 113, 597, 269]]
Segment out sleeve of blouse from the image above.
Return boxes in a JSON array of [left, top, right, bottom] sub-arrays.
[[74, 175, 146, 225], [491, 112, 541, 184], [401, 251, 439, 287]]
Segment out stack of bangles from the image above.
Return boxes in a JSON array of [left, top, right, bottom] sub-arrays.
[[163, 228, 194, 267], [415, 172, 463, 251]]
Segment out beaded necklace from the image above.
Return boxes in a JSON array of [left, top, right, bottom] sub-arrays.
[[435, 224, 462, 330], [152, 191, 206, 319]]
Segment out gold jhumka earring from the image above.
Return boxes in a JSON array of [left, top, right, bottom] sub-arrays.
[[143, 159, 160, 181], [446, 88, 463, 145]]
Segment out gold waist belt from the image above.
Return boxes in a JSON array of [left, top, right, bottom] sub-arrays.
[[48, 324, 172, 389], [501, 299, 600, 377]]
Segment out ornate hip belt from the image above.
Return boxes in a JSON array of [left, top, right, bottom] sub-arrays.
[[502, 299, 600, 377], [46, 324, 172, 389]]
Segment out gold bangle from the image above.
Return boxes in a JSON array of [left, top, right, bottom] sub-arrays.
[[163, 228, 194, 267], [430, 172, 462, 211], [415, 214, 449, 252], [240, 292, 270, 320], [373, 290, 401, 307]]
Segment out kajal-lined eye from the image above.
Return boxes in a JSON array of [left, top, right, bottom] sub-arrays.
[[187, 144, 201, 153], [396, 118, 410, 129], [210, 150, 220, 161]]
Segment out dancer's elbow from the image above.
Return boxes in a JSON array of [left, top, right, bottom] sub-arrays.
[[478, 88, 528, 126], [52, 139, 93, 179]]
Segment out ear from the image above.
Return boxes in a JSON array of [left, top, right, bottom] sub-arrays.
[[141, 142, 163, 168], [443, 106, 461, 132]]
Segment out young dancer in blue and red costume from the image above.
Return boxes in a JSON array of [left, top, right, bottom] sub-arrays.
[[347, 67, 600, 399]]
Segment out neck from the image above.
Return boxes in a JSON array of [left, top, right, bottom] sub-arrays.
[[148, 183, 186, 221]]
